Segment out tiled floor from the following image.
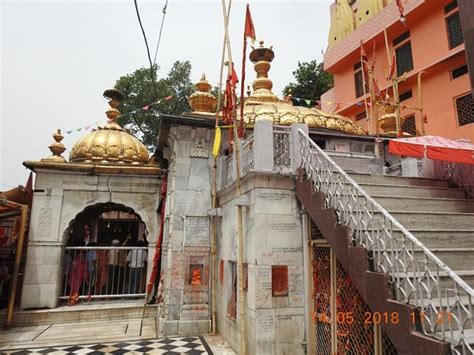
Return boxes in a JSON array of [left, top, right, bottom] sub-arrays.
[[4, 336, 213, 354]]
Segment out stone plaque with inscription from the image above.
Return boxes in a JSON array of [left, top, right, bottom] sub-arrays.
[[185, 217, 209, 246]]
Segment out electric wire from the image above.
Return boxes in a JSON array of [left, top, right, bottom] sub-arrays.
[[133, 0, 159, 100], [153, 0, 169, 65]]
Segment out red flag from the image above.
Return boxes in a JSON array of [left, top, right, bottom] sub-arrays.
[[25, 172, 33, 205], [244, 4, 256, 41]]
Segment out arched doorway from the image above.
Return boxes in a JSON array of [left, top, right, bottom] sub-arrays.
[[59, 203, 149, 305]]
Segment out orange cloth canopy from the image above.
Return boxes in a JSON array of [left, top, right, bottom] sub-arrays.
[[389, 136, 474, 165]]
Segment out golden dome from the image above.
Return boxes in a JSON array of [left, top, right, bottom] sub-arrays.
[[241, 41, 366, 135], [243, 102, 366, 135], [188, 73, 217, 114], [69, 89, 151, 165]]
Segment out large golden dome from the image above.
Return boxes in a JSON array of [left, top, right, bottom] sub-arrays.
[[241, 41, 367, 135], [69, 89, 151, 165], [243, 103, 366, 135], [69, 122, 150, 165]]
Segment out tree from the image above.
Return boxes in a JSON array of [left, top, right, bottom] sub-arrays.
[[283, 60, 333, 107], [114, 60, 194, 148]]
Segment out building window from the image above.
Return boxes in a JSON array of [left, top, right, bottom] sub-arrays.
[[354, 62, 367, 98], [402, 114, 417, 136], [444, 0, 458, 13], [395, 42, 414, 76], [451, 64, 468, 79], [399, 90, 413, 102], [446, 12, 464, 49], [227, 261, 237, 319], [356, 111, 367, 121], [456, 93, 474, 126], [393, 31, 411, 46], [272, 265, 289, 297]]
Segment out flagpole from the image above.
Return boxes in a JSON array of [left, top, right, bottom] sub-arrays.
[[220, 1, 248, 354], [210, 0, 232, 336], [360, 44, 371, 135]]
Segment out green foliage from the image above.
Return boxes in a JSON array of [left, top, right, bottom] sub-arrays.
[[283, 60, 333, 107], [114, 61, 194, 148]]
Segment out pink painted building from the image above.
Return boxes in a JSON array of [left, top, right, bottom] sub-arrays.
[[321, 0, 473, 141]]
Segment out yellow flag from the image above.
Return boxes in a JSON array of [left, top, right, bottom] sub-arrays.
[[212, 126, 221, 157]]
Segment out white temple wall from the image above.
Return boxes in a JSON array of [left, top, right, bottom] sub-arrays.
[[160, 125, 213, 336], [217, 175, 306, 355], [21, 171, 160, 309]]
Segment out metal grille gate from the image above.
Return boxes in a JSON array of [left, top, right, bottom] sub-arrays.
[[310, 222, 398, 354]]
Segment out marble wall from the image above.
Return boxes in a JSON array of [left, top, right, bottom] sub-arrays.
[[160, 126, 214, 336], [21, 172, 161, 309], [217, 175, 306, 355]]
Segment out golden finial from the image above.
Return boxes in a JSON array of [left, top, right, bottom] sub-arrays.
[[188, 73, 217, 114], [103, 89, 124, 129], [42, 129, 66, 162], [246, 39, 279, 104]]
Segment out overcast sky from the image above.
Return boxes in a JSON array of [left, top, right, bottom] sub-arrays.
[[1, 0, 332, 188]]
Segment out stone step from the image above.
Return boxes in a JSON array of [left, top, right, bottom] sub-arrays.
[[392, 230, 474, 249], [403, 270, 474, 289], [349, 173, 450, 188], [358, 183, 465, 199], [380, 248, 474, 272], [393, 228, 474, 248], [376, 211, 474, 229], [180, 304, 209, 321], [367, 195, 474, 213], [0, 301, 155, 327]]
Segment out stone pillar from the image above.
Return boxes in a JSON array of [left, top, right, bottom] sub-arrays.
[[290, 123, 309, 172], [401, 157, 420, 177], [253, 120, 274, 172], [458, 0, 474, 99]]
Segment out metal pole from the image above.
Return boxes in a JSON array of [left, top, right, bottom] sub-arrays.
[[211, 0, 232, 335], [393, 79, 401, 136], [220, 1, 247, 353], [330, 248, 337, 354], [417, 71, 427, 136], [5, 205, 28, 329]]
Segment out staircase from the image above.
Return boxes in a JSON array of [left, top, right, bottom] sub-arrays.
[[295, 130, 474, 355]]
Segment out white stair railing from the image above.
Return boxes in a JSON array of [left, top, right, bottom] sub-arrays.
[[298, 129, 474, 354]]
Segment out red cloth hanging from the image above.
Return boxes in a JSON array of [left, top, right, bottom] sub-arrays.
[[389, 135, 474, 165]]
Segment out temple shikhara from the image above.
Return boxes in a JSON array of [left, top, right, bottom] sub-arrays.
[[1, 1, 473, 354]]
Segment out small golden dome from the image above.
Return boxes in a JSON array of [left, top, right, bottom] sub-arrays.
[[243, 102, 366, 135], [188, 73, 217, 114], [69, 89, 151, 165]]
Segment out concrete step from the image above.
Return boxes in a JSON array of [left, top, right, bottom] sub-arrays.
[[393, 230, 474, 249], [358, 183, 465, 199], [0, 300, 156, 327], [376, 211, 474, 229], [403, 270, 474, 289], [368, 195, 474, 213], [349, 173, 451, 188]]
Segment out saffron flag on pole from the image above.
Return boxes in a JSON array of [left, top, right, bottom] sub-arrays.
[[239, 4, 257, 139], [212, 126, 222, 157], [396, 0, 405, 18], [244, 4, 256, 42]]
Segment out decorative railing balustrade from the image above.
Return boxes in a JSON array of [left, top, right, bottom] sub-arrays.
[[273, 126, 291, 173], [298, 129, 474, 354], [220, 124, 299, 190], [60, 246, 148, 303]]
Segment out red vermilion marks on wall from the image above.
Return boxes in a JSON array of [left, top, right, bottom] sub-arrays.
[[272, 265, 289, 297], [219, 260, 224, 285], [190, 264, 203, 285], [243, 263, 248, 291]]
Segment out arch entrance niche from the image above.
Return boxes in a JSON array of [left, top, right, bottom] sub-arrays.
[[60, 203, 150, 304]]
